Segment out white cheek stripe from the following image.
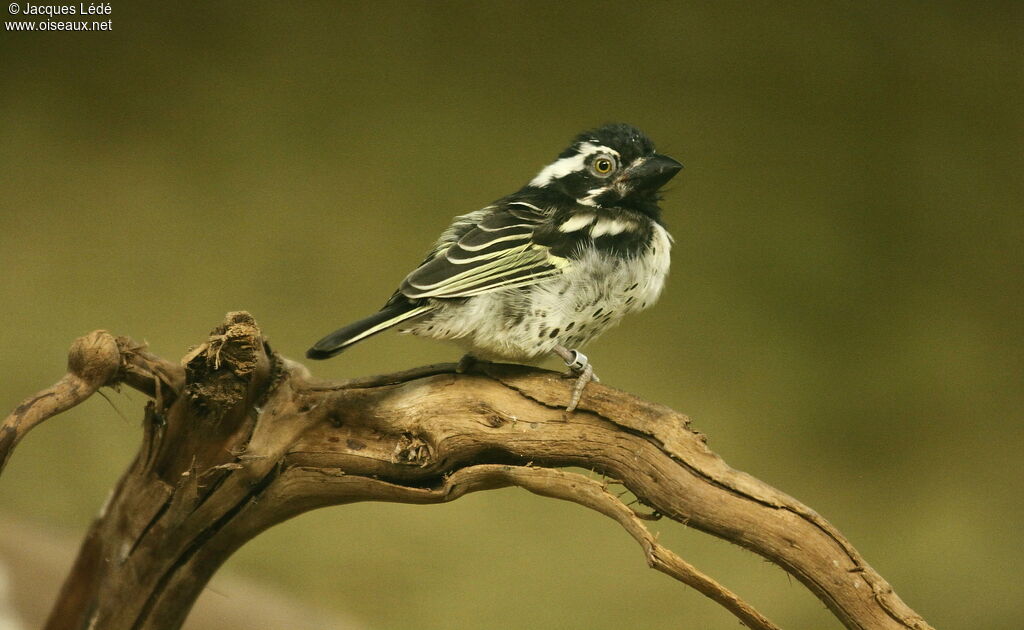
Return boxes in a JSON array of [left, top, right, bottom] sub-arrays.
[[577, 186, 606, 207], [558, 213, 596, 233]]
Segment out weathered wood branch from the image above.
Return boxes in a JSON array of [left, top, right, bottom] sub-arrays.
[[0, 312, 933, 630]]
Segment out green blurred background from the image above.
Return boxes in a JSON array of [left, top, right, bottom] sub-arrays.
[[2, 2, 1022, 628]]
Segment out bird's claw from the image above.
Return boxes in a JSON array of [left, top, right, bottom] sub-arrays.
[[553, 346, 599, 412], [566, 362, 598, 412]]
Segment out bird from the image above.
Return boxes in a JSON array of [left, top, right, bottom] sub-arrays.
[[307, 123, 682, 412]]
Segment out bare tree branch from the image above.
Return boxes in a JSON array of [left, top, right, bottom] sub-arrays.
[[0, 312, 933, 630], [0, 331, 183, 474], [425, 464, 782, 630]]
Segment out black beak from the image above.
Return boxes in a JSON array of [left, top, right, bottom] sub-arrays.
[[622, 154, 683, 192]]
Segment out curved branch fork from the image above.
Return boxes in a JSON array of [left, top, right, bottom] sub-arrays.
[[0, 312, 932, 630]]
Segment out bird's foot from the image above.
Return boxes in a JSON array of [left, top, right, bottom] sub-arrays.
[[552, 346, 599, 412]]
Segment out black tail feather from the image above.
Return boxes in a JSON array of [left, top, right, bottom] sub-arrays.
[[307, 302, 428, 360]]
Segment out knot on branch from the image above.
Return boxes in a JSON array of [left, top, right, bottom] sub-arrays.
[[394, 432, 433, 466], [66, 330, 120, 388]]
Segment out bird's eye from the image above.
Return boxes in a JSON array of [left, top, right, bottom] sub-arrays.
[[591, 156, 616, 176]]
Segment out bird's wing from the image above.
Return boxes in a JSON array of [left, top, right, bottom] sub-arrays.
[[400, 201, 568, 299]]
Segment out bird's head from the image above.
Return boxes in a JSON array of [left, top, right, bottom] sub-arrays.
[[527, 123, 682, 216]]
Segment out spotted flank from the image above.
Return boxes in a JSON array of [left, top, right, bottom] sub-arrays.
[[404, 221, 673, 361]]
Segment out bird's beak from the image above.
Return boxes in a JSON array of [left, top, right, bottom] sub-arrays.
[[621, 154, 683, 192]]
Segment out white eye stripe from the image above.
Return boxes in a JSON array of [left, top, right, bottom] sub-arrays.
[[558, 213, 596, 233], [529, 142, 621, 188]]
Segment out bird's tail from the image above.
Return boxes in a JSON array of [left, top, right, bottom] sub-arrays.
[[306, 301, 432, 359]]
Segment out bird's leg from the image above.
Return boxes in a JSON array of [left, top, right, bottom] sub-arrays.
[[552, 345, 599, 412]]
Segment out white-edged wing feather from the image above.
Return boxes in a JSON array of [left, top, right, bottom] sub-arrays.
[[400, 204, 567, 300]]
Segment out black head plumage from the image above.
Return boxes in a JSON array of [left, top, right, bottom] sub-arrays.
[[563, 123, 657, 164]]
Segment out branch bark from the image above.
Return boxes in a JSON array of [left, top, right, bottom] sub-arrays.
[[0, 312, 933, 630]]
